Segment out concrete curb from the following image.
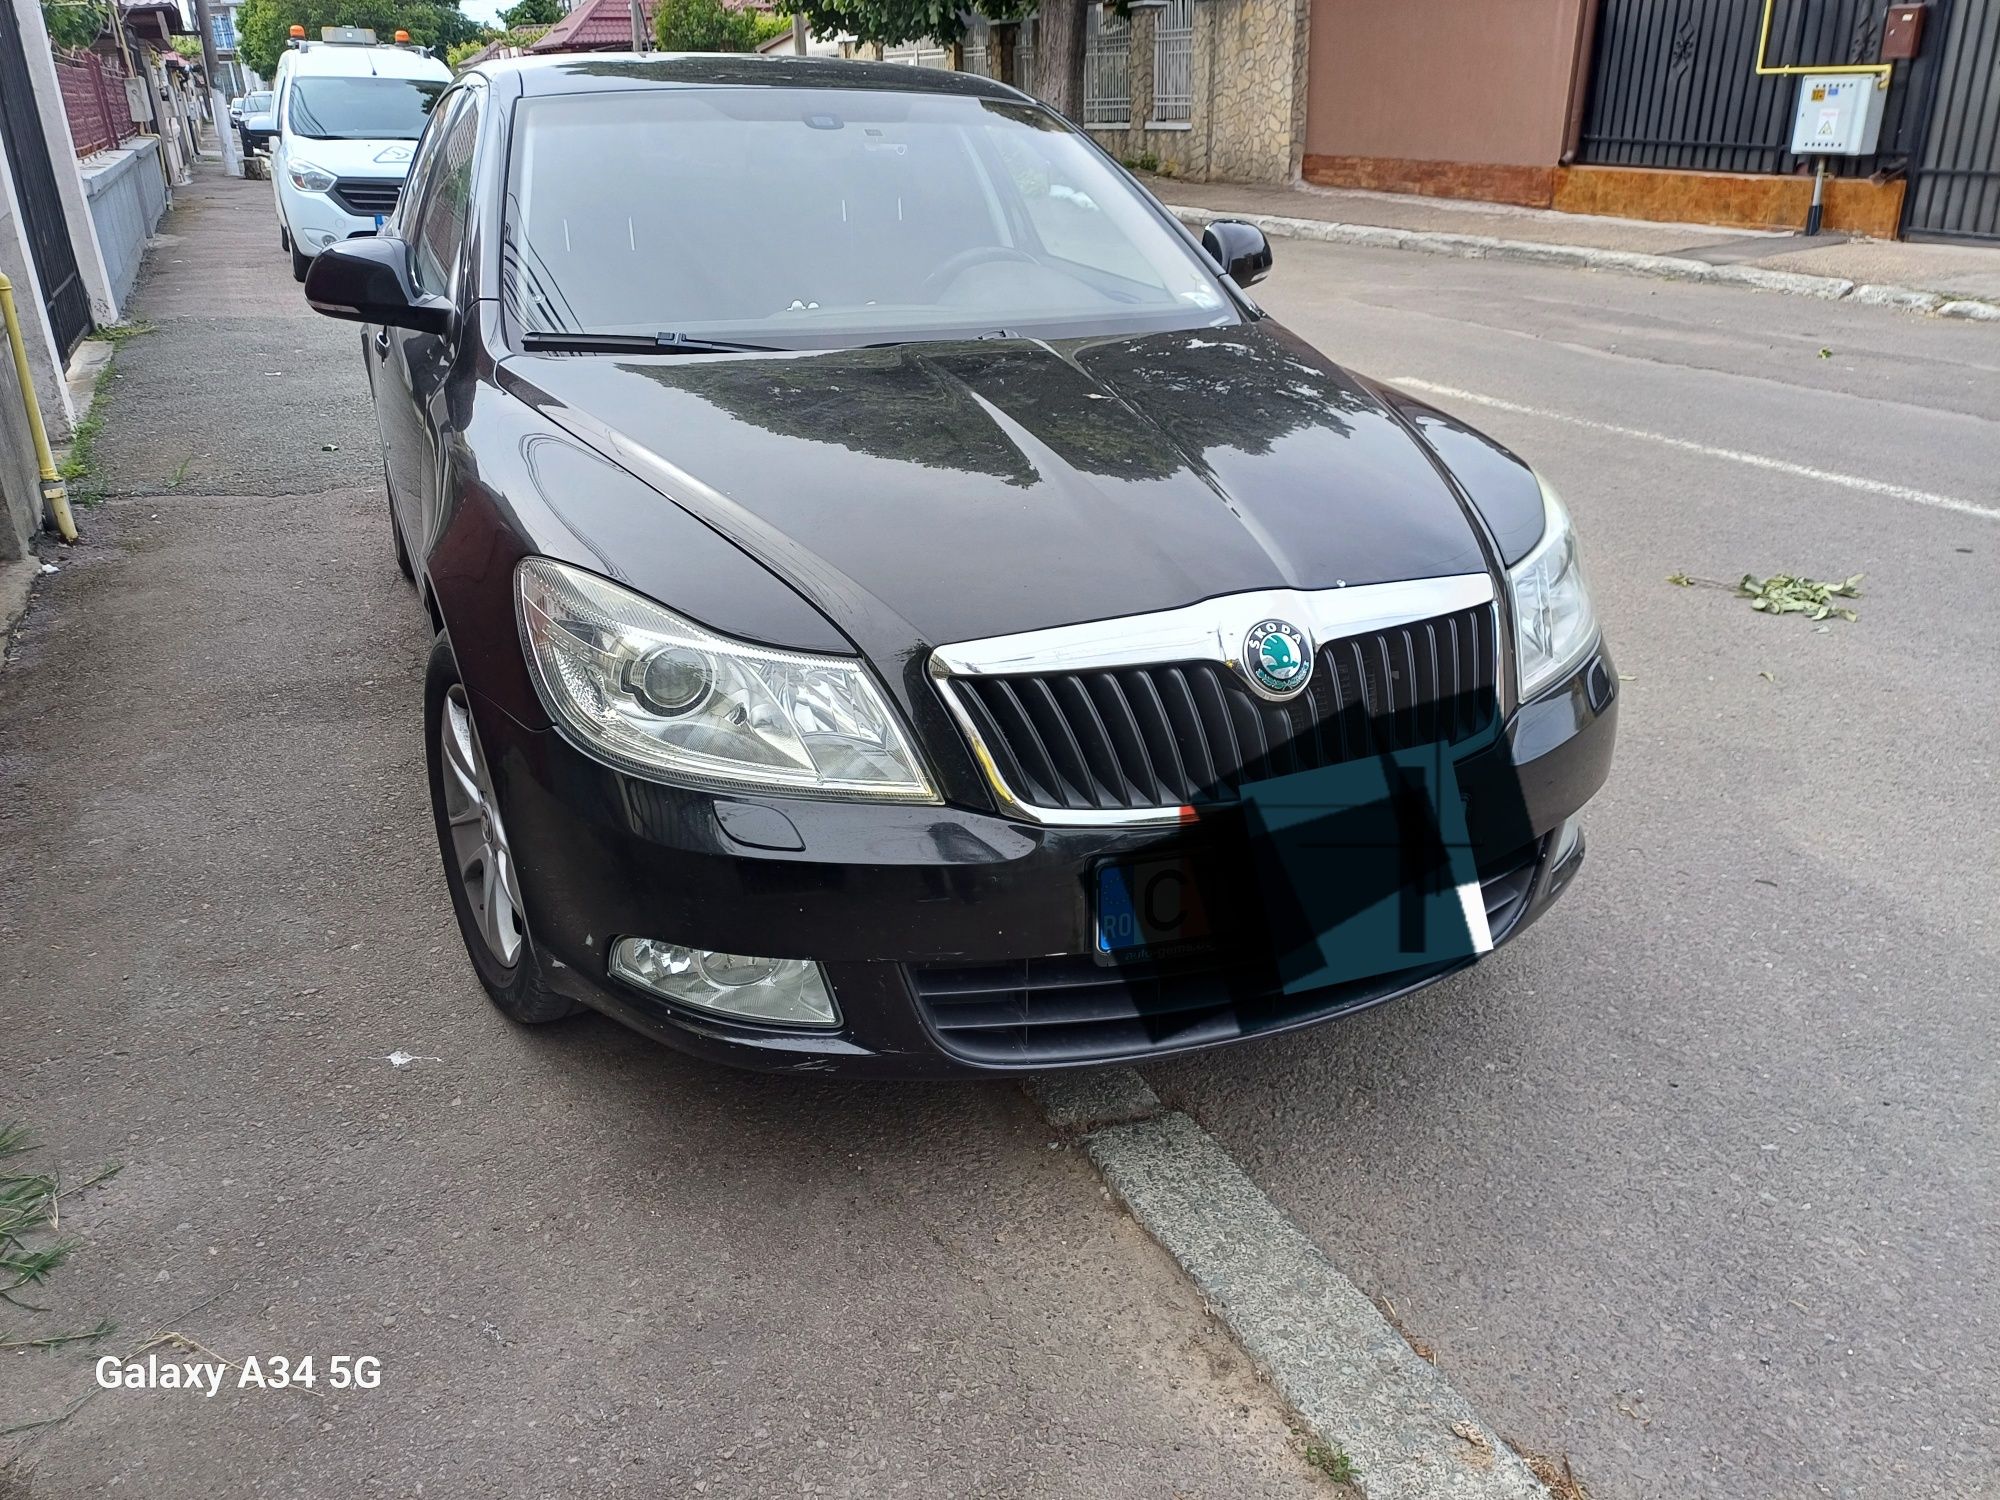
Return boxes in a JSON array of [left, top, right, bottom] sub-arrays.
[[1169, 203, 1998, 321], [1028, 1071, 1548, 1499]]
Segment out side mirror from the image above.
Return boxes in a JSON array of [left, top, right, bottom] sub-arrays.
[[303, 237, 451, 334], [1201, 219, 1273, 288]]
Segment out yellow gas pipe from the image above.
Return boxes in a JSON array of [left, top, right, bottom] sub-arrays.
[[0, 271, 77, 543], [1754, 0, 1893, 86]]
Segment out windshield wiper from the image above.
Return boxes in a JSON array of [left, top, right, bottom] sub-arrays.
[[519, 331, 786, 355], [859, 329, 1024, 350]]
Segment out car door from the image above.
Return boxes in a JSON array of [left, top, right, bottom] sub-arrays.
[[372, 85, 471, 564]]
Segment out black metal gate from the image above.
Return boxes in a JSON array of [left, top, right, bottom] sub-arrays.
[[1577, 0, 1940, 179], [0, 2, 93, 356], [1902, 0, 2000, 242]]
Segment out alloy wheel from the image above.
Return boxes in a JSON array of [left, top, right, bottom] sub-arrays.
[[438, 684, 525, 967]]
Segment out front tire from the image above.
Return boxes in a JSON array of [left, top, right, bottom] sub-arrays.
[[425, 634, 579, 1025]]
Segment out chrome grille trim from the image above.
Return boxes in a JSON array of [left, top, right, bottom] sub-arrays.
[[929, 575, 1500, 827]]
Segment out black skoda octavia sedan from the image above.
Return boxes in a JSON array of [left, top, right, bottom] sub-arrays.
[[305, 54, 1616, 1077]]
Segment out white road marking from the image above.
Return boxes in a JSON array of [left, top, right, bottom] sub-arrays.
[[1394, 378, 2000, 523]]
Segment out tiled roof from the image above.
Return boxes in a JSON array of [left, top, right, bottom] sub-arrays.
[[529, 0, 653, 53]]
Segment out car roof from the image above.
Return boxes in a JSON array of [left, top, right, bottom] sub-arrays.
[[288, 43, 451, 81], [470, 53, 1027, 104]]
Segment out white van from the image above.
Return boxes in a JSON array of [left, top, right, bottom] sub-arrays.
[[270, 27, 450, 281]]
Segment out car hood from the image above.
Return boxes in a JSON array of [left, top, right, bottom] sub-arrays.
[[284, 136, 416, 176], [499, 324, 1495, 652]]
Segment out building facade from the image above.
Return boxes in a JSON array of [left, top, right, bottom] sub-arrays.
[[1294, 0, 1999, 243], [872, 0, 1997, 243]]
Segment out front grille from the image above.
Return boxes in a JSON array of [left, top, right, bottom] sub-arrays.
[[947, 606, 1497, 812], [330, 178, 401, 217], [911, 837, 1542, 1066]]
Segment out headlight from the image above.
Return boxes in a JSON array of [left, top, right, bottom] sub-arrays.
[[286, 159, 336, 193], [1509, 478, 1598, 699], [515, 557, 937, 801]]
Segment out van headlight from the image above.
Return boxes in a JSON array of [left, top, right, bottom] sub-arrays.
[[515, 557, 938, 802], [286, 159, 336, 194], [1509, 478, 1598, 699]]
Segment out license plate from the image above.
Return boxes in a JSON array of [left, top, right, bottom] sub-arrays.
[[1095, 854, 1214, 964]]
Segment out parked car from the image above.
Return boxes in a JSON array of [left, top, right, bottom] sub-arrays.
[[228, 94, 244, 123], [303, 56, 1616, 1077], [237, 89, 275, 156], [270, 30, 448, 281]]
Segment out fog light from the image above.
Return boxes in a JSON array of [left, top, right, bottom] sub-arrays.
[[609, 938, 839, 1029]]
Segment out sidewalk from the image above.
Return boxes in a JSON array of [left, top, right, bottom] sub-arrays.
[[1151, 176, 2000, 318], [0, 162, 1346, 1500]]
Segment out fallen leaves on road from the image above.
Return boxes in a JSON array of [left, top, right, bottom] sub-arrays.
[[1667, 570, 1863, 622], [1739, 572, 1862, 621]]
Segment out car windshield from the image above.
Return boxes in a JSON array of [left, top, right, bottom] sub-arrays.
[[245, 91, 273, 112], [503, 87, 1237, 348], [289, 77, 443, 141]]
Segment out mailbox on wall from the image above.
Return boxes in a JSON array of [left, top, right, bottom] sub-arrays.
[[1881, 4, 1926, 62], [1789, 73, 1888, 157]]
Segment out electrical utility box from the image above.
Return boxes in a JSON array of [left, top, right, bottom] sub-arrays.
[[1790, 74, 1888, 156]]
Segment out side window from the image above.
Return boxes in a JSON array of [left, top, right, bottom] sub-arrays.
[[410, 90, 481, 298], [392, 88, 458, 244]]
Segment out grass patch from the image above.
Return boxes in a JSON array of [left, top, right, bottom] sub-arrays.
[[54, 394, 106, 491], [54, 323, 151, 500], [0, 1125, 119, 1345], [1302, 1442, 1356, 1484]]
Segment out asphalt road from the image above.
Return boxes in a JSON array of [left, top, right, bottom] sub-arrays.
[[1147, 241, 2000, 1499], [0, 170, 1327, 1499]]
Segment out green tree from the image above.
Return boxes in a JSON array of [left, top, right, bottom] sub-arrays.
[[41, 0, 108, 50], [236, 0, 483, 76], [779, 0, 1086, 119], [499, 0, 559, 26], [654, 0, 758, 52]]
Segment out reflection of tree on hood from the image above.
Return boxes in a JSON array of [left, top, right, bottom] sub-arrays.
[[631, 328, 1366, 488], [631, 349, 1040, 487], [1072, 327, 1366, 460]]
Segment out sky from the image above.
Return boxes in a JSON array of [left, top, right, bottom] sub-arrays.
[[461, 0, 508, 25]]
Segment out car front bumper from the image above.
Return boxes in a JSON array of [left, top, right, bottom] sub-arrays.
[[277, 183, 386, 256], [472, 645, 1618, 1078]]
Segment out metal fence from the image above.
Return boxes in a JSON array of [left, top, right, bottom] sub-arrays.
[[1577, 0, 1932, 179], [1901, 0, 2000, 241], [2, 5, 94, 352], [882, 39, 950, 67], [1083, 7, 1130, 125], [1578, 0, 2000, 242], [53, 50, 138, 159], [1151, 0, 1193, 123], [957, 13, 1037, 94]]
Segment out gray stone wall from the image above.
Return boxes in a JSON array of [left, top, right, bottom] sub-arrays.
[[1075, 0, 1306, 186], [83, 140, 170, 316]]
